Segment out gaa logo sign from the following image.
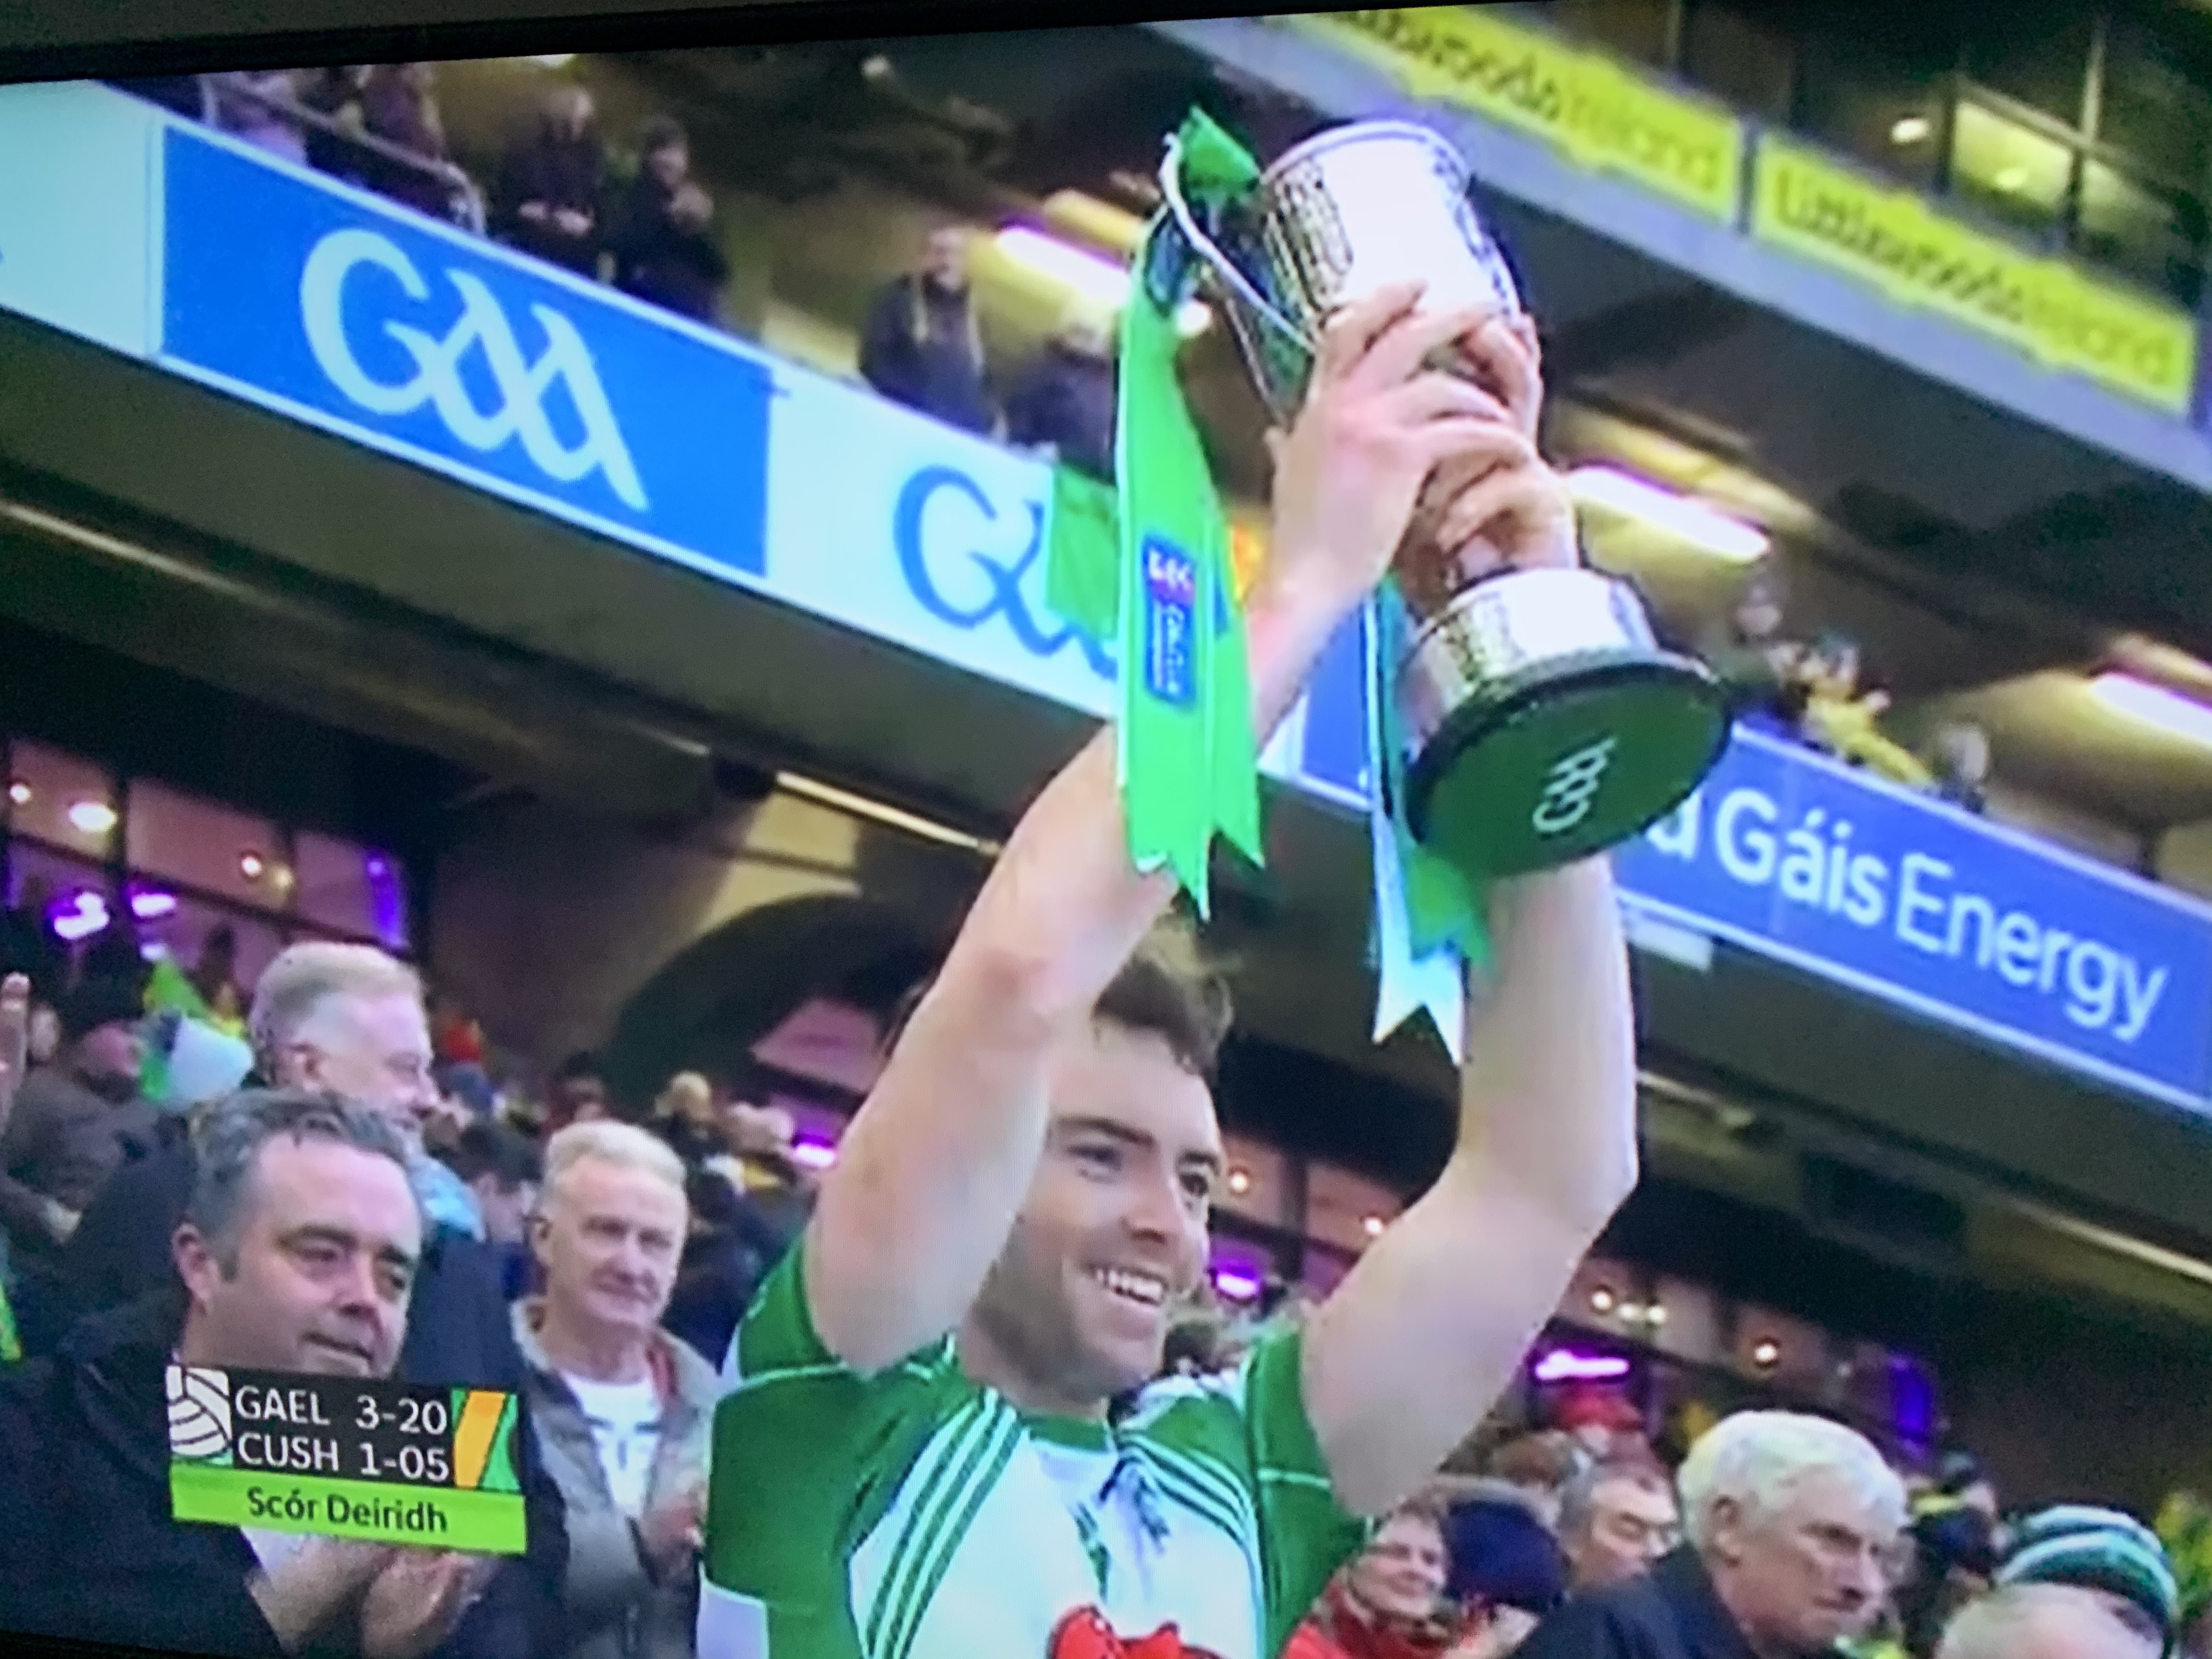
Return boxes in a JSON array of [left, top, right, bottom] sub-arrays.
[[1531, 735, 1617, 837], [297, 227, 648, 510]]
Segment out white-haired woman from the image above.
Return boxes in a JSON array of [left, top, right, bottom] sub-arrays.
[[1516, 1410, 1908, 1659]]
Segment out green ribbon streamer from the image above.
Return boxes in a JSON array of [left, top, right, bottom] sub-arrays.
[[1115, 280, 1220, 905], [1092, 106, 1270, 912], [1374, 585, 1493, 973], [1042, 104, 1499, 1046], [1043, 465, 1121, 644]]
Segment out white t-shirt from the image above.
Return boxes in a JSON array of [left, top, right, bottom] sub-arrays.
[[244, 1525, 312, 1576], [562, 1371, 663, 1519]]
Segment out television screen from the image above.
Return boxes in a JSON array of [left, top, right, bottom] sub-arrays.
[[4, 6, 2212, 1659]]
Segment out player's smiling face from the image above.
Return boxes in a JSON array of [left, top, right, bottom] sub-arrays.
[[966, 1020, 1221, 1416]]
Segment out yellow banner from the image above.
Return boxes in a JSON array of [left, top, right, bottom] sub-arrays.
[[1752, 137, 2199, 415], [1289, 8, 1745, 223]]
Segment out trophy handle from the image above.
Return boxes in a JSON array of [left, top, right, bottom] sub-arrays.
[[1156, 132, 1313, 358]]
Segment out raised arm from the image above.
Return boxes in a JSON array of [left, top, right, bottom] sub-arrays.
[[1301, 318, 1642, 1516], [808, 285, 1514, 1373]]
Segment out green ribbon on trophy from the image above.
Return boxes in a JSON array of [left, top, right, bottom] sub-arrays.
[[1053, 107, 1731, 1051], [1040, 108, 1489, 1050], [1042, 109, 1266, 917], [1366, 584, 1490, 1061]]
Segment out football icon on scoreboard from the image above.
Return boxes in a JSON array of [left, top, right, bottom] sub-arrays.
[[166, 1363, 235, 1463]]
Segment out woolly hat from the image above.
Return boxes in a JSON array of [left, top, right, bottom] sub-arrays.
[[1998, 1505, 2179, 1653]]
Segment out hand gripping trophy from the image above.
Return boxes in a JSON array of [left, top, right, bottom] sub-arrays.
[[1151, 116, 1729, 885]]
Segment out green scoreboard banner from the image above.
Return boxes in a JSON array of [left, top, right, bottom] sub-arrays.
[[167, 1365, 528, 1554]]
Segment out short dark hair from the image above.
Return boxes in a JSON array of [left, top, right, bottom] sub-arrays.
[[187, 1087, 415, 1266], [1096, 916, 1234, 1078], [444, 1121, 541, 1192], [60, 973, 144, 1042], [885, 913, 1233, 1079]]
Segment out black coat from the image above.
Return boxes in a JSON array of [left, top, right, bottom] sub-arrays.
[[1516, 1548, 1776, 1659], [59, 1125, 533, 1392], [0, 1291, 567, 1659], [494, 125, 606, 275], [0, 1067, 159, 1267], [661, 1187, 804, 1370], [1005, 342, 1117, 482], [611, 176, 730, 323], [858, 274, 996, 436]]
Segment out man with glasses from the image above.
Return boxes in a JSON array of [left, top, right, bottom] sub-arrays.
[[61, 942, 523, 1389], [1519, 1411, 1905, 1659]]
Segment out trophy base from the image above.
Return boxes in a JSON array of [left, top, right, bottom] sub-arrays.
[[1403, 644, 1729, 879]]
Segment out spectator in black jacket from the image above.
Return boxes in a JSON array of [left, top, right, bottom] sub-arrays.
[[661, 1166, 783, 1370], [60, 941, 524, 1391], [1516, 1412, 1905, 1659], [610, 117, 730, 324], [1005, 307, 1117, 482], [858, 221, 997, 436], [494, 81, 607, 278], [0, 1088, 564, 1659]]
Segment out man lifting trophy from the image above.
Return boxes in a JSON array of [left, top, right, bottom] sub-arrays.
[[700, 110, 1645, 1659]]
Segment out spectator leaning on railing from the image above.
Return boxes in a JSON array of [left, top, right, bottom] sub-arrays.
[[356, 63, 467, 225], [1698, 566, 1812, 740], [610, 117, 730, 325], [1798, 635, 1934, 790], [858, 220, 997, 436], [204, 69, 311, 165], [1005, 304, 1118, 482], [496, 82, 608, 278]]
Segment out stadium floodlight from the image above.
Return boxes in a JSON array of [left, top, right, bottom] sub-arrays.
[[1566, 465, 1771, 563], [993, 225, 1209, 336]]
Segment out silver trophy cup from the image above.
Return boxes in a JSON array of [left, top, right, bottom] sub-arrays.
[[1162, 119, 1727, 877]]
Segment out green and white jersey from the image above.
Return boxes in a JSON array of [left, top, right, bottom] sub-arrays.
[[698, 1251, 1367, 1659]]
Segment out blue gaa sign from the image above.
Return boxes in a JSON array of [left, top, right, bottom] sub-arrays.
[[1615, 726, 2212, 1109], [4, 83, 2209, 1111], [157, 122, 772, 583]]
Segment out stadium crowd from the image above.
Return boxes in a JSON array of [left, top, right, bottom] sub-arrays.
[[0, 916, 2200, 1659], [106, 65, 2032, 812], [0, 63, 2185, 1659]]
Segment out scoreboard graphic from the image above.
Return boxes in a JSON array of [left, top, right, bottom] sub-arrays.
[[167, 1366, 528, 1554]]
